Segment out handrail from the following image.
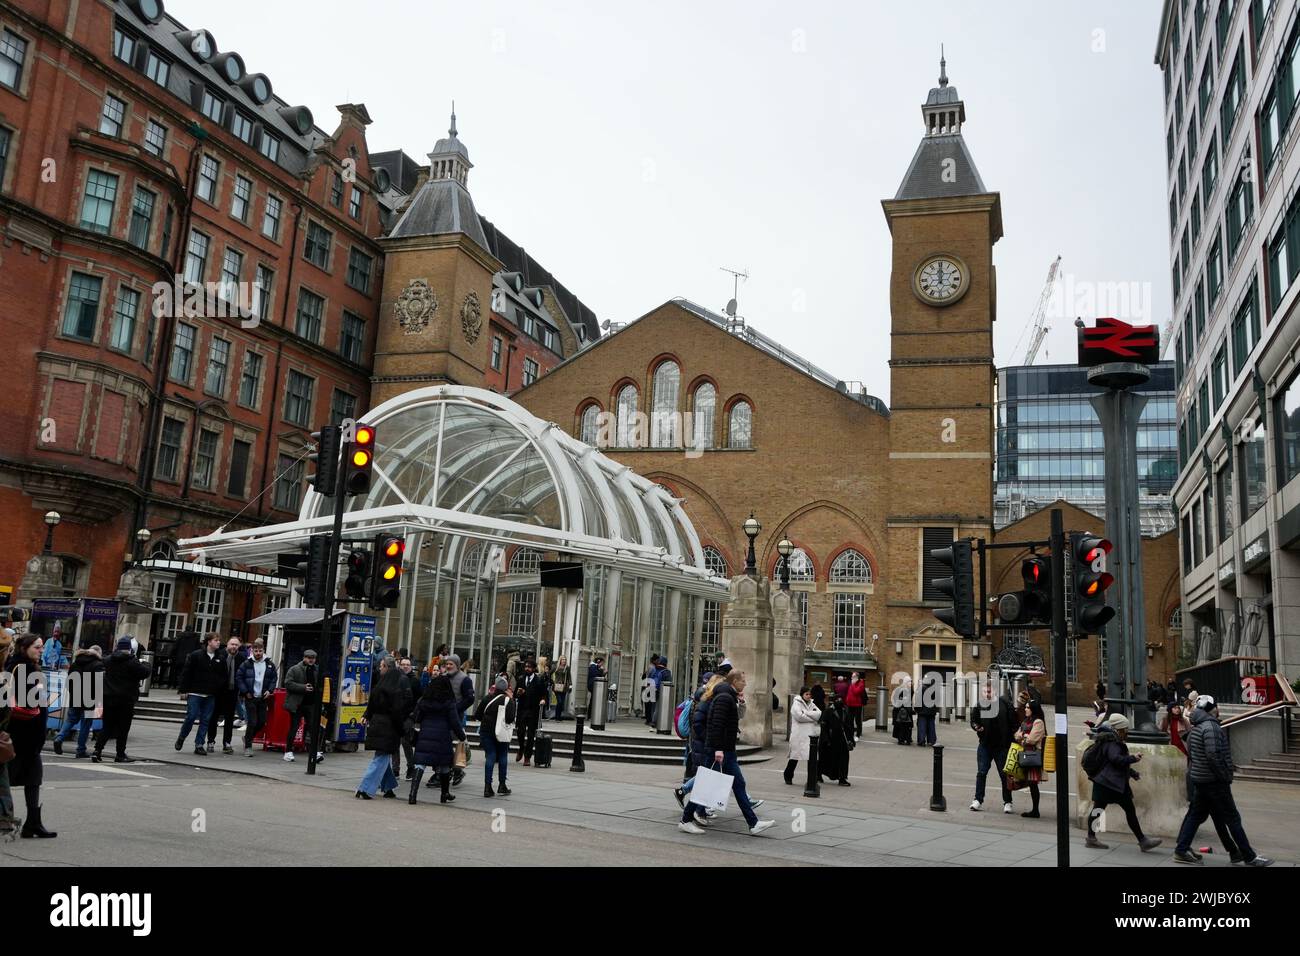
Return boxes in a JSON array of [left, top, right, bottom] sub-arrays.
[[1219, 674, 1297, 732], [1175, 656, 1271, 678]]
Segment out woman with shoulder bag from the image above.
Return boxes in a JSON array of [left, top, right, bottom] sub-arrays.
[[550, 657, 571, 721], [473, 678, 516, 797], [6, 634, 57, 838], [355, 658, 409, 800], [1012, 695, 1048, 818], [785, 685, 821, 785], [408, 674, 466, 805]]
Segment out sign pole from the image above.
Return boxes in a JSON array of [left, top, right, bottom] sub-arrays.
[[307, 449, 347, 776], [1049, 507, 1069, 869]]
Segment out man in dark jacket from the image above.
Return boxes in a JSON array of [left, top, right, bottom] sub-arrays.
[[587, 656, 605, 714], [175, 633, 226, 755], [514, 659, 548, 766], [94, 637, 151, 763], [392, 656, 422, 779], [281, 649, 319, 763], [1173, 697, 1272, 866], [970, 679, 1016, 813], [169, 628, 200, 688], [694, 673, 773, 836], [206, 637, 246, 754], [235, 639, 277, 757], [52, 645, 103, 758]]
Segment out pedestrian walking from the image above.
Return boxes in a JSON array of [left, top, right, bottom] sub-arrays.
[[355, 657, 410, 799], [393, 656, 422, 779], [587, 655, 606, 714], [550, 657, 571, 720], [1173, 696, 1273, 866], [474, 677, 516, 797], [784, 686, 821, 785], [515, 659, 547, 765], [969, 677, 1016, 814], [833, 673, 849, 701], [1011, 695, 1048, 818], [818, 693, 854, 786], [916, 675, 939, 747], [0, 627, 18, 839], [672, 672, 721, 811], [689, 670, 774, 836], [280, 649, 319, 762], [1082, 714, 1162, 852], [52, 644, 103, 758], [174, 633, 226, 755], [408, 674, 466, 805], [892, 682, 914, 745], [235, 639, 277, 756], [94, 637, 150, 763], [206, 637, 245, 754], [844, 671, 867, 739], [6, 634, 56, 838]]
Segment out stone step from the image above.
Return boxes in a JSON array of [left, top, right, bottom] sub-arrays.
[[1234, 768, 1300, 784], [1247, 756, 1300, 771]]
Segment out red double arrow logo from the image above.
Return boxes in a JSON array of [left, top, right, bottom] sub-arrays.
[[1080, 317, 1157, 359]]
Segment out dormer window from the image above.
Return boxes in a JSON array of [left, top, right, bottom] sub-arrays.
[[201, 89, 224, 123], [260, 131, 280, 163], [231, 111, 255, 145]]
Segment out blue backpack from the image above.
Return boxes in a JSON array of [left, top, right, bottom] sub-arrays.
[[674, 697, 693, 738]]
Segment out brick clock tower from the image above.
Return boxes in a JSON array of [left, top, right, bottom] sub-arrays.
[[371, 111, 501, 406], [881, 55, 1003, 679]]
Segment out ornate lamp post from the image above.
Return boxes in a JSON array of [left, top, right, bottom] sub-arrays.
[[777, 533, 793, 591], [135, 528, 152, 562], [742, 512, 761, 576], [42, 510, 61, 555]]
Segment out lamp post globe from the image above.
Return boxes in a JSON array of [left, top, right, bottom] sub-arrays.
[[742, 512, 761, 576], [42, 510, 61, 554], [777, 534, 793, 591]]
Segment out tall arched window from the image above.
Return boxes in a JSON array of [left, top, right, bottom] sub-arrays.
[[508, 548, 541, 638], [830, 549, 871, 653], [700, 546, 728, 666], [580, 404, 600, 446], [728, 400, 752, 449], [692, 382, 716, 450], [616, 384, 639, 447], [651, 361, 680, 447]]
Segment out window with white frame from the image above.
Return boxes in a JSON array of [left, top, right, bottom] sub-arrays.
[[616, 384, 639, 447], [508, 548, 540, 636], [651, 361, 680, 447], [197, 154, 219, 203], [193, 427, 219, 490], [701, 547, 727, 660], [580, 404, 600, 446], [193, 585, 224, 637], [830, 549, 871, 652], [692, 382, 716, 449], [728, 401, 753, 449], [99, 94, 127, 137]]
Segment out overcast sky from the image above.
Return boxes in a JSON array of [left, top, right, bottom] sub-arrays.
[[170, 0, 1170, 396]]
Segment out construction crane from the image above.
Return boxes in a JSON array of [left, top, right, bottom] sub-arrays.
[[1019, 255, 1062, 366]]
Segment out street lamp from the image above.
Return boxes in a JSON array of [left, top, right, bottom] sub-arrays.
[[742, 512, 761, 576], [42, 511, 61, 555], [135, 528, 152, 561], [777, 533, 793, 591]]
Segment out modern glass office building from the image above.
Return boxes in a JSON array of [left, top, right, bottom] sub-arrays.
[[995, 362, 1179, 535]]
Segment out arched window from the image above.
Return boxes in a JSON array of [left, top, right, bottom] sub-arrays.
[[700, 547, 728, 664], [509, 548, 541, 574], [830, 549, 871, 653], [1168, 606, 1182, 630], [651, 361, 680, 447], [692, 382, 716, 450], [771, 547, 813, 643], [728, 400, 752, 449], [616, 384, 638, 447], [579, 404, 600, 446]]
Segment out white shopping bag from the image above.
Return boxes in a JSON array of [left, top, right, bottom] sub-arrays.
[[690, 763, 734, 813]]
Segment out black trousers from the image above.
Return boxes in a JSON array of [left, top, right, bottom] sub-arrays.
[[517, 709, 539, 758], [95, 701, 135, 758], [284, 709, 307, 752], [207, 689, 238, 747], [848, 706, 864, 737], [1089, 781, 1145, 840], [244, 697, 270, 749]]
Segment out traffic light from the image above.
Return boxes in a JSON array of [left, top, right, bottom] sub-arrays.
[[290, 535, 332, 608], [1071, 532, 1116, 636], [369, 533, 405, 609], [930, 539, 975, 637], [309, 424, 342, 495], [996, 554, 1054, 626], [343, 548, 371, 602], [343, 424, 376, 497]]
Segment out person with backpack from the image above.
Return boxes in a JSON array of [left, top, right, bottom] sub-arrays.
[[673, 673, 720, 813], [785, 686, 821, 785], [1173, 696, 1272, 866], [1082, 714, 1162, 852], [474, 678, 516, 797], [892, 681, 914, 745]]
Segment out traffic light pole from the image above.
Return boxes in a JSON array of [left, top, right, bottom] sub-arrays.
[[307, 452, 347, 777], [1049, 508, 1069, 869]]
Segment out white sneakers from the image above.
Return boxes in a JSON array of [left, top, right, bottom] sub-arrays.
[[970, 800, 982, 811], [1003, 802, 1014, 814], [749, 820, 776, 836], [283, 752, 295, 762], [678, 821, 706, 835], [693, 811, 710, 827]]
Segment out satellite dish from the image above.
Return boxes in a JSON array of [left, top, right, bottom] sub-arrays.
[[600, 319, 611, 330], [724, 298, 737, 317]]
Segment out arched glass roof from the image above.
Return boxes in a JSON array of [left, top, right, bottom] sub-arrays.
[[177, 386, 724, 599]]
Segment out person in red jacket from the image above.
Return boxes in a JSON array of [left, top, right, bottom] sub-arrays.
[[844, 672, 867, 740]]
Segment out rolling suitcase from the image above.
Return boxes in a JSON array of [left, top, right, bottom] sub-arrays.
[[534, 729, 553, 768]]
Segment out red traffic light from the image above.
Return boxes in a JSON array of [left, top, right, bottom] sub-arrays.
[[382, 539, 403, 559], [355, 426, 374, 446]]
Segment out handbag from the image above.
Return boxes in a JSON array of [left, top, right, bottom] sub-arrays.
[[453, 739, 469, 769], [1003, 742, 1026, 779], [1018, 747, 1044, 770], [493, 695, 515, 744], [0, 730, 14, 765], [690, 762, 734, 812]]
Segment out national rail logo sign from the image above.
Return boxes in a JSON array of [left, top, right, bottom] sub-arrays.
[[1077, 317, 1160, 366]]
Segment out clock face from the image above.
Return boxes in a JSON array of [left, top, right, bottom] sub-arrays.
[[913, 254, 969, 305]]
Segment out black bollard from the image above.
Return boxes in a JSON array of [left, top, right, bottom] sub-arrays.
[[803, 735, 821, 798], [569, 715, 586, 773], [929, 743, 946, 812]]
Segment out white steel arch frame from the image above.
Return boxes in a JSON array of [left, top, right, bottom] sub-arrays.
[[177, 386, 725, 600]]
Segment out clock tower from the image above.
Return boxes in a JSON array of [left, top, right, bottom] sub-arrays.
[[880, 54, 1003, 666]]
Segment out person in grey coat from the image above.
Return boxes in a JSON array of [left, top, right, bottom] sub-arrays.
[[280, 649, 319, 762], [1173, 696, 1272, 866]]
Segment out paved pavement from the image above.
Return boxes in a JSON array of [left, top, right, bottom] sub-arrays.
[[11, 711, 1293, 867]]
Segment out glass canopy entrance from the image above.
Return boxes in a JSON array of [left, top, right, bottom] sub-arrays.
[[179, 386, 728, 713]]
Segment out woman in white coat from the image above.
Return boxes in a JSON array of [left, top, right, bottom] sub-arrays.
[[785, 686, 822, 785]]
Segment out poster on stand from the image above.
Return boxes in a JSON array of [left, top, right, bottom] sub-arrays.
[[336, 613, 375, 743]]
